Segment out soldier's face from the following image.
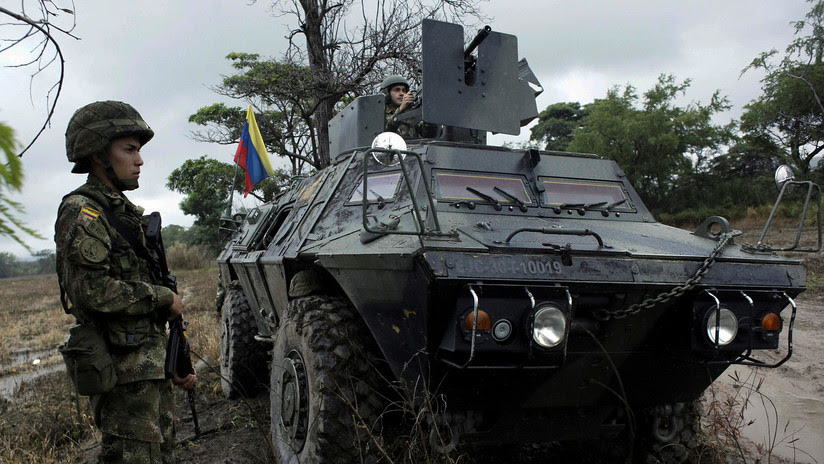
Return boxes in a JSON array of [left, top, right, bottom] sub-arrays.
[[389, 84, 408, 105], [107, 136, 144, 184]]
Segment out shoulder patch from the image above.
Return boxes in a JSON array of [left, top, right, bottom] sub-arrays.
[[82, 219, 109, 242], [79, 237, 107, 263], [81, 206, 100, 220]]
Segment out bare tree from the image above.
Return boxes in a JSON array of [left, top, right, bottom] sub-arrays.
[[1, 1, 78, 156], [257, 0, 487, 167]]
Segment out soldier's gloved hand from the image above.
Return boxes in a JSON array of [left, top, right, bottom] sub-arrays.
[[173, 370, 197, 391], [167, 293, 184, 321]]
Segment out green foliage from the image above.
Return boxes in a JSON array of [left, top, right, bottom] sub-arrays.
[[741, 0, 824, 174], [0, 122, 42, 251], [161, 224, 190, 247], [0, 250, 57, 279], [166, 155, 290, 252], [190, 55, 318, 172], [32, 250, 56, 275], [567, 75, 735, 212], [0, 251, 18, 279], [166, 156, 238, 251], [530, 102, 588, 151]]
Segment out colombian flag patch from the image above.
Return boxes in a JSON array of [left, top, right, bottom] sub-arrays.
[[81, 206, 100, 220]]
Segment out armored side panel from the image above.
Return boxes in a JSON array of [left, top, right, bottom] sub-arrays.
[[328, 95, 386, 159], [227, 203, 281, 337], [421, 19, 538, 134]]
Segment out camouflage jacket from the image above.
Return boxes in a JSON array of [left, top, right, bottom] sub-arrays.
[[55, 175, 174, 384], [385, 103, 421, 139]]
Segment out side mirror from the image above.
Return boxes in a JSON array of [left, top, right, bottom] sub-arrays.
[[775, 165, 795, 190]]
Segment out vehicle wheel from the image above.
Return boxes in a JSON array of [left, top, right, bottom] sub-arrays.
[[270, 295, 385, 464], [220, 284, 269, 398], [634, 401, 702, 464]]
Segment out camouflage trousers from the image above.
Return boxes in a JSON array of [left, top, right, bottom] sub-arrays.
[[91, 379, 175, 464]]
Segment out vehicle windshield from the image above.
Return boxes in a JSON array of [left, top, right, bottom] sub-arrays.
[[350, 172, 402, 202], [434, 171, 533, 204], [541, 178, 632, 210]]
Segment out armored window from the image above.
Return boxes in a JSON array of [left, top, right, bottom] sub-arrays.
[[349, 172, 402, 203], [433, 171, 534, 205], [540, 178, 633, 211]]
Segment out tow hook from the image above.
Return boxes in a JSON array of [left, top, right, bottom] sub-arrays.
[[649, 403, 684, 444]]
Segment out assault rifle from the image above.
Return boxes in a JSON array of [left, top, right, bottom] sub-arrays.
[[145, 212, 201, 438]]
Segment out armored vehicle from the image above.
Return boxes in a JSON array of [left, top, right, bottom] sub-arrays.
[[216, 19, 807, 463]]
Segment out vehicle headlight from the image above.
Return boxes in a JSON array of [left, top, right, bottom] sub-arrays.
[[532, 304, 567, 348], [706, 307, 738, 346]]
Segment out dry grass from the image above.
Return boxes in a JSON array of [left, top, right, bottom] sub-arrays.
[[176, 268, 223, 397], [0, 275, 73, 371], [168, 244, 216, 271], [0, 268, 222, 464]]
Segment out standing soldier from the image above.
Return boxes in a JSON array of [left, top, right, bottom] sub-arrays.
[[55, 101, 196, 463]]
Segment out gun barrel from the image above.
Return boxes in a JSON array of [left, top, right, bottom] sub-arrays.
[[464, 25, 492, 59]]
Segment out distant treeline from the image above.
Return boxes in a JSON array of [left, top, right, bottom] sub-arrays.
[[0, 250, 55, 278], [1, 225, 217, 279]]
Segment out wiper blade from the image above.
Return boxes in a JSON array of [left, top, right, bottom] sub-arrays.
[[466, 187, 502, 211], [369, 189, 386, 208], [493, 186, 528, 212], [607, 199, 628, 211], [584, 201, 607, 210]]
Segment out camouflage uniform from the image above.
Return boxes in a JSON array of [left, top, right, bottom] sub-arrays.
[[56, 175, 176, 463], [385, 103, 422, 139], [56, 101, 178, 464]]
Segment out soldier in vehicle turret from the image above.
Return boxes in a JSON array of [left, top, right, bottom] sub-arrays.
[[381, 75, 421, 138]]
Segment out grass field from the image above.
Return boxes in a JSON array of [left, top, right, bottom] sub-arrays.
[[0, 268, 223, 464]]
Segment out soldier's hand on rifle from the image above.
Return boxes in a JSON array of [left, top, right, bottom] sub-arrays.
[[167, 293, 184, 321], [173, 371, 197, 391], [398, 91, 415, 112]]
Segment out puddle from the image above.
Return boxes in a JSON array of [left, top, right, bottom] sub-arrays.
[[0, 348, 64, 400], [0, 348, 55, 372], [738, 385, 824, 463], [0, 364, 65, 399]]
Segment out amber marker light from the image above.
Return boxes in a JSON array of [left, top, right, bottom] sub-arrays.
[[465, 310, 492, 331], [761, 313, 782, 331]]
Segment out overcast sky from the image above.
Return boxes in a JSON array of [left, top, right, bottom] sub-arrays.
[[0, 0, 811, 258]]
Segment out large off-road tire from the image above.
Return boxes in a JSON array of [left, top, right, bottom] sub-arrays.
[[634, 401, 702, 464], [220, 285, 269, 398], [270, 295, 385, 464]]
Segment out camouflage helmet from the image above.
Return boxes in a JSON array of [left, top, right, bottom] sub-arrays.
[[380, 75, 410, 93], [65, 100, 154, 173]]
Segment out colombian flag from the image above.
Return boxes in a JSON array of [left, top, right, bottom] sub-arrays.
[[234, 106, 274, 197]]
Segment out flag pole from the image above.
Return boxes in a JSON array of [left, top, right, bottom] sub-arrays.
[[220, 162, 240, 238]]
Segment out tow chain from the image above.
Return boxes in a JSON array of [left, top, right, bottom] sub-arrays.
[[593, 232, 735, 321]]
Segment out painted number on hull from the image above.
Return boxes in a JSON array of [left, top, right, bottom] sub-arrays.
[[455, 259, 563, 276]]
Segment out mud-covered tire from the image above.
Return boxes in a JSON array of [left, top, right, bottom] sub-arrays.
[[220, 285, 269, 398], [634, 401, 702, 464], [270, 295, 385, 464]]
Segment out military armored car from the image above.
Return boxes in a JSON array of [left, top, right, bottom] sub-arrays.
[[217, 19, 807, 463]]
